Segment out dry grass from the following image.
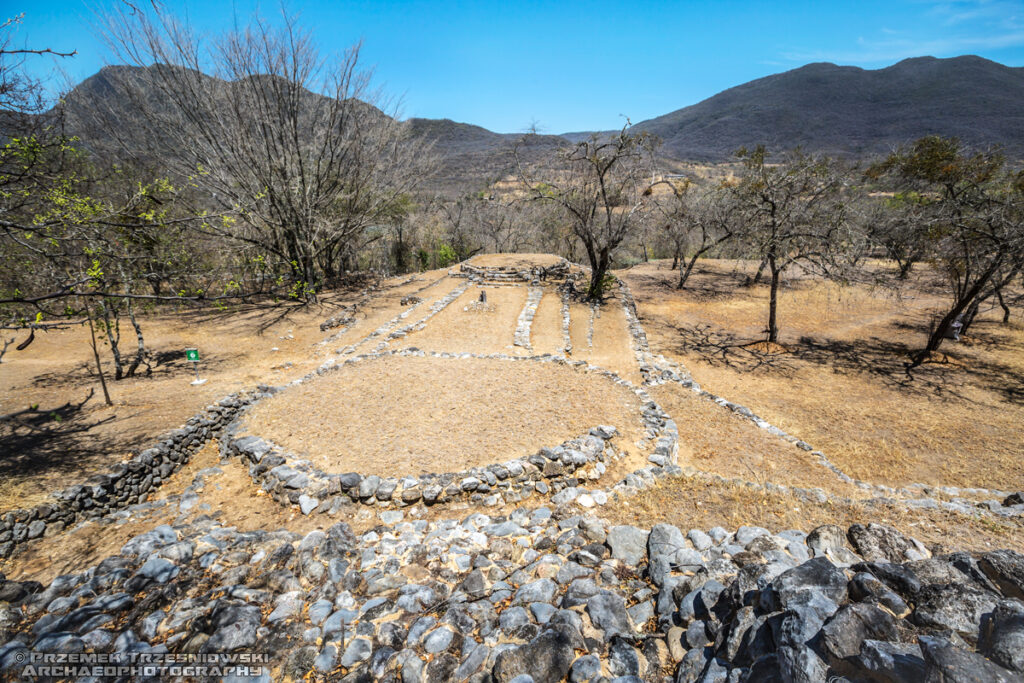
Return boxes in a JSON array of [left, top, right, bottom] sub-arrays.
[[603, 473, 1024, 554], [648, 383, 866, 498], [530, 290, 566, 356], [0, 269, 458, 512], [620, 259, 1024, 491], [241, 354, 648, 476], [397, 284, 528, 355], [0, 440, 334, 584]]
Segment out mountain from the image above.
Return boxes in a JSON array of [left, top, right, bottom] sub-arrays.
[[56, 65, 567, 196], [405, 118, 566, 193], [52, 56, 1024, 196], [628, 56, 1024, 161]]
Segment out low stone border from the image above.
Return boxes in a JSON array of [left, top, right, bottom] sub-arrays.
[[224, 349, 680, 516], [454, 259, 571, 284], [385, 283, 469, 342], [559, 287, 572, 355], [513, 287, 543, 350], [0, 390, 264, 559], [615, 277, 1024, 518]]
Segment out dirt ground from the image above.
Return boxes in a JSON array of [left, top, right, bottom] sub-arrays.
[[240, 354, 648, 476], [4, 252, 1023, 585], [531, 290, 566, 356], [0, 269, 452, 511], [619, 259, 1024, 491]]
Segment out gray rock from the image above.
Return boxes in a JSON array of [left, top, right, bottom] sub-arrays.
[[806, 524, 860, 564], [424, 626, 455, 654], [979, 599, 1024, 673], [607, 526, 650, 566], [314, 643, 338, 673], [500, 607, 531, 632], [979, 550, 1024, 601], [685, 620, 708, 649], [919, 635, 1024, 683], [298, 495, 319, 515], [359, 475, 381, 499], [849, 571, 910, 617], [761, 557, 848, 612], [778, 644, 828, 683], [608, 637, 641, 677], [341, 637, 373, 667], [688, 529, 713, 552], [912, 583, 1000, 641], [531, 603, 556, 624], [514, 579, 557, 606], [587, 591, 633, 640], [308, 599, 333, 626], [852, 640, 926, 683], [820, 602, 903, 663], [492, 628, 576, 683], [848, 523, 928, 563], [206, 620, 258, 652], [734, 526, 770, 547], [456, 643, 490, 679], [569, 653, 601, 682], [562, 578, 600, 608]]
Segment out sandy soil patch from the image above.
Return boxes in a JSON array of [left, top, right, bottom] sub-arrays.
[[568, 301, 593, 355], [240, 354, 647, 476], [648, 383, 864, 498], [530, 290, 566, 356], [0, 269, 459, 513], [588, 294, 644, 384], [397, 284, 528, 355]]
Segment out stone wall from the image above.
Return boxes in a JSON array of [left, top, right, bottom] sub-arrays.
[[0, 390, 263, 559], [223, 348, 682, 516]]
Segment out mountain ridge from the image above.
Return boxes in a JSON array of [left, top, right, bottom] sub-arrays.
[[52, 55, 1024, 195]]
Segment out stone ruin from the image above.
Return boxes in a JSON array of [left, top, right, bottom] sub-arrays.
[[2, 266, 1024, 682]]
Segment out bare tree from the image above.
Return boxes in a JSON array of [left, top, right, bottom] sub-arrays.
[[87, 4, 434, 296], [516, 124, 655, 299], [869, 136, 1024, 364], [729, 146, 854, 344], [650, 178, 739, 289]]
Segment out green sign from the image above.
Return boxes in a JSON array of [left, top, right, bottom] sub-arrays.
[[185, 348, 200, 362]]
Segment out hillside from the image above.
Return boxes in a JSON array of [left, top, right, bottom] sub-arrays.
[[53, 55, 1024, 194], [630, 55, 1024, 161], [57, 65, 568, 196]]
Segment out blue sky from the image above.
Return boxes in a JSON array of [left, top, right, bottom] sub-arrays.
[[9, 0, 1024, 133]]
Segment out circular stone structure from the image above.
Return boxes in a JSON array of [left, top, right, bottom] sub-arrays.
[[239, 353, 647, 477]]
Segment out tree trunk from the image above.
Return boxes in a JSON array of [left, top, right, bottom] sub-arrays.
[[124, 300, 151, 377], [767, 254, 780, 343], [896, 258, 914, 280], [678, 253, 699, 289], [87, 306, 113, 406], [586, 246, 610, 301], [100, 299, 126, 381], [997, 287, 1011, 324], [747, 255, 768, 287], [911, 258, 1005, 367], [958, 301, 982, 337]]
